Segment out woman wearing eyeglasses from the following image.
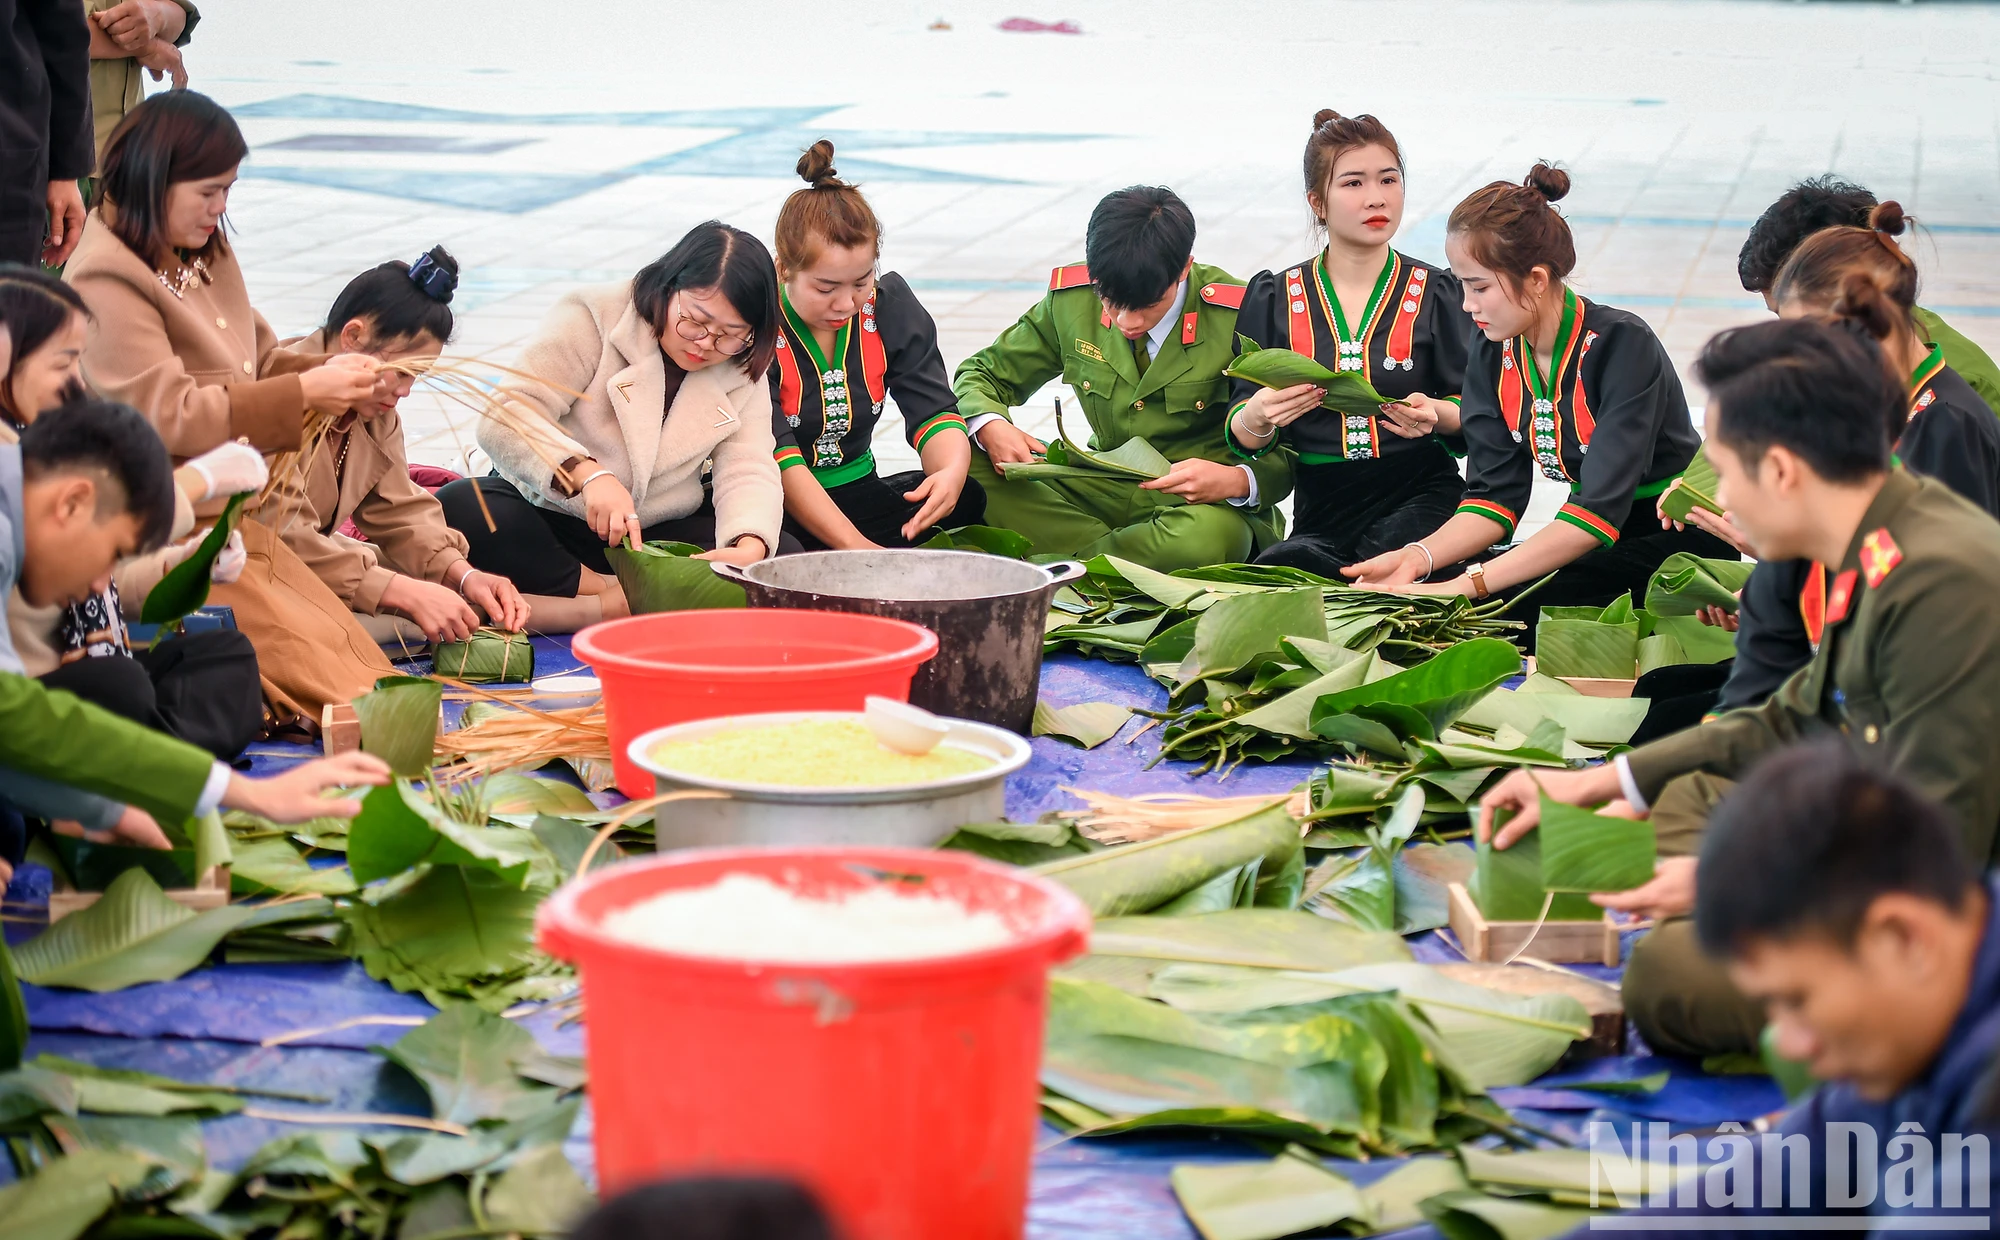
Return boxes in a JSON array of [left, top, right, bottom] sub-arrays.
[[770, 141, 982, 549], [440, 221, 794, 620]]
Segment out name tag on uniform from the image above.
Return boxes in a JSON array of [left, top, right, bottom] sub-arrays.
[[1074, 340, 1105, 362]]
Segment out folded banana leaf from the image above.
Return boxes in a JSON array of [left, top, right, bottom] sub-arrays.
[[1658, 446, 1722, 522], [140, 492, 250, 625], [1468, 814, 1601, 923], [1224, 335, 1393, 419], [1643, 553, 1754, 617], [999, 408, 1173, 483], [432, 629, 535, 684], [352, 675, 443, 779], [1032, 802, 1303, 917], [1534, 599, 1639, 680], [917, 524, 1033, 558], [1536, 794, 1655, 894], [606, 540, 746, 613]]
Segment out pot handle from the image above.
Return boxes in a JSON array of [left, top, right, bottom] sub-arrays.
[[1042, 560, 1089, 587], [708, 560, 752, 582]]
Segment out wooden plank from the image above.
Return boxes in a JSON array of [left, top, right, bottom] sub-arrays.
[[322, 702, 361, 754], [1435, 960, 1626, 1056], [47, 866, 232, 922], [1448, 882, 1620, 966]]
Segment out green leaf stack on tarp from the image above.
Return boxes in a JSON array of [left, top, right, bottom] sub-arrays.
[[1536, 583, 1744, 682], [433, 628, 535, 684], [605, 539, 746, 613]]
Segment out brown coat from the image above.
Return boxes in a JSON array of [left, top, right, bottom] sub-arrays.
[[261, 330, 471, 614], [64, 210, 312, 459], [478, 280, 783, 553]]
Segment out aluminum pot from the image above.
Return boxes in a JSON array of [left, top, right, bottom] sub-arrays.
[[712, 551, 1085, 734], [627, 711, 1032, 849]]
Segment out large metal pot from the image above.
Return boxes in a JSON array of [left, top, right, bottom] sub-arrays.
[[628, 711, 1033, 849], [712, 551, 1085, 734]]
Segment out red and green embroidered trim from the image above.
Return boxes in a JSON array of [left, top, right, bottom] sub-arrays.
[[774, 446, 806, 471], [1554, 502, 1618, 547], [912, 412, 968, 449], [1458, 498, 1517, 536]]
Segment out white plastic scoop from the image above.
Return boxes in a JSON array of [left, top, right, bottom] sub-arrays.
[[864, 695, 950, 756]]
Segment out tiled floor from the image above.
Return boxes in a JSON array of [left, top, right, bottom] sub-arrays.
[[188, 0, 2000, 529]]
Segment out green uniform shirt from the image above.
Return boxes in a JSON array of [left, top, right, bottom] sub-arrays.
[[1625, 469, 2000, 866], [0, 673, 212, 826], [952, 260, 1294, 530], [1914, 305, 2000, 418]]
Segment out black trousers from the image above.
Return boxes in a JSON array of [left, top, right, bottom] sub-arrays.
[[787, 469, 988, 551], [439, 474, 803, 598], [39, 629, 264, 760], [1256, 443, 1465, 576]]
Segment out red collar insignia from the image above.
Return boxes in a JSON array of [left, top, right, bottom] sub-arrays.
[[1859, 528, 1903, 588], [1825, 569, 1860, 626]]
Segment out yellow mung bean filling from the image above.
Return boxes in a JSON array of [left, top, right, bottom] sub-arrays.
[[649, 717, 995, 787]]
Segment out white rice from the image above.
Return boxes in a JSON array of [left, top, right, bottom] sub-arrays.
[[600, 873, 1014, 963]]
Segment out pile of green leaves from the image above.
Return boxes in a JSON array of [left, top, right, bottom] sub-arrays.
[[605, 539, 745, 613], [1225, 335, 1394, 419], [1535, 593, 1737, 682], [917, 524, 1034, 558], [0, 1006, 593, 1240], [1045, 555, 1527, 774]]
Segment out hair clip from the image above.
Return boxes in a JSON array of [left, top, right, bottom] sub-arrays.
[[408, 252, 457, 304]]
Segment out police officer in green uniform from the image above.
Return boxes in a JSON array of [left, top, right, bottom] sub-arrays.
[[1473, 318, 2000, 1058], [952, 187, 1292, 570]]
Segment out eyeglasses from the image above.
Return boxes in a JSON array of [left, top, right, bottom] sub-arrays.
[[674, 308, 754, 356]]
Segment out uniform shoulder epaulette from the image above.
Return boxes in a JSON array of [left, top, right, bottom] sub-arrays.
[[1859, 528, 1903, 588], [1198, 281, 1246, 310], [1049, 263, 1091, 292]]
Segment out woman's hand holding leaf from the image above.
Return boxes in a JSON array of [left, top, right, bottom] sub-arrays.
[[1696, 603, 1740, 632], [1139, 458, 1249, 505], [1477, 765, 1624, 848], [1238, 382, 1323, 436], [580, 471, 639, 546], [461, 569, 531, 632], [1591, 856, 1696, 920], [223, 752, 391, 823], [695, 535, 769, 567], [1378, 393, 1448, 439]]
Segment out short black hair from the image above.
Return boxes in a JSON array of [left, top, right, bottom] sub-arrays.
[[1697, 318, 1896, 484], [632, 222, 780, 380], [1085, 186, 1196, 310], [1737, 175, 1877, 293], [568, 1177, 832, 1240], [323, 246, 458, 346], [18, 396, 176, 550], [1697, 741, 1978, 954], [0, 264, 90, 424]]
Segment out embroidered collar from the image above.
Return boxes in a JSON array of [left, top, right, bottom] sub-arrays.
[[1908, 341, 1946, 409], [1313, 250, 1398, 374]]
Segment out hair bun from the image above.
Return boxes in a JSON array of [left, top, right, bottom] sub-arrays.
[[1868, 200, 1909, 238], [406, 245, 459, 304], [1524, 162, 1571, 203], [797, 139, 841, 189], [1312, 108, 1342, 130]]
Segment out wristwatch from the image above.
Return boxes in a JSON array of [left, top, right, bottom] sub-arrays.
[[1464, 561, 1491, 600]]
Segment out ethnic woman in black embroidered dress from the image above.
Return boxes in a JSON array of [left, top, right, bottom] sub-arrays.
[[769, 141, 983, 549], [1228, 112, 1473, 575], [1346, 164, 1732, 634]]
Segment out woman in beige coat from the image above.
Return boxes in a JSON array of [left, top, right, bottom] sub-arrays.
[[62, 91, 398, 730], [438, 222, 792, 621]]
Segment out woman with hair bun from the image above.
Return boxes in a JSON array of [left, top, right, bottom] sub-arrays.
[[769, 140, 982, 548], [1228, 111, 1473, 575], [263, 246, 534, 642], [1347, 163, 1728, 629]]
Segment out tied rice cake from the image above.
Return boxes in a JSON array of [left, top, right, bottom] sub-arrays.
[[648, 717, 995, 787]]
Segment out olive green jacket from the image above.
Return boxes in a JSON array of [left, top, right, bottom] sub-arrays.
[[952, 260, 1294, 544], [1625, 469, 2000, 865]]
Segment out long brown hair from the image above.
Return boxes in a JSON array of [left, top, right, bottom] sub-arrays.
[[1303, 110, 1403, 227], [98, 91, 249, 268], [773, 140, 881, 275], [1447, 163, 1575, 295], [1772, 202, 1919, 341]]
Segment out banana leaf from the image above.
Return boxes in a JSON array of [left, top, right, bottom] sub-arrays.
[[345, 783, 543, 888], [1308, 638, 1522, 741], [479, 773, 596, 817], [1088, 908, 1412, 971], [431, 628, 535, 684], [344, 865, 542, 1009], [917, 524, 1033, 558], [1225, 334, 1393, 419], [1459, 681, 1649, 746], [1393, 841, 1477, 934], [140, 492, 249, 626], [1457, 1144, 1672, 1203], [1469, 823, 1600, 922], [480, 1142, 596, 1235], [1658, 446, 1723, 522], [0, 1147, 159, 1240], [1644, 553, 1754, 617], [1031, 700, 1133, 748], [1535, 599, 1640, 680], [605, 540, 746, 613], [374, 1004, 556, 1125], [1225, 656, 1373, 739], [227, 837, 355, 896], [1310, 786, 1424, 932], [0, 938, 25, 1072], [12, 869, 258, 992], [1361, 1157, 1473, 1233], [1090, 554, 1216, 608], [1636, 632, 1688, 676], [44, 833, 196, 892], [1649, 613, 1738, 665], [941, 818, 1097, 867], [1186, 587, 1327, 682], [1170, 1150, 1363, 1240], [1536, 795, 1656, 893], [1421, 1189, 1594, 1240], [353, 675, 442, 778], [1033, 802, 1303, 917]]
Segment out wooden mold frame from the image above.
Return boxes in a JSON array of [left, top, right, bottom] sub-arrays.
[[1446, 882, 1621, 967], [48, 864, 230, 922]]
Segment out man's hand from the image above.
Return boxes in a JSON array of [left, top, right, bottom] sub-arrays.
[[95, 0, 176, 50], [1592, 856, 1697, 921], [1683, 506, 1756, 557], [976, 420, 1046, 466], [1476, 764, 1625, 847], [380, 574, 479, 643], [222, 752, 391, 823], [460, 569, 530, 632], [901, 466, 967, 541], [1138, 457, 1249, 505], [42, 181, 85, 267], [110, 805, 173, 848], [137, 39, 187, 88]]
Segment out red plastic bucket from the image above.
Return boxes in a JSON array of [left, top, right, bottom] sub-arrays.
[[537, 848, 1091, 1240], [572, 609, 939, 796]]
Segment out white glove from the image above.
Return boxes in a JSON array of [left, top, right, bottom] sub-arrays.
[[210, 529, 246, 584], [184, 441, 269, 502]]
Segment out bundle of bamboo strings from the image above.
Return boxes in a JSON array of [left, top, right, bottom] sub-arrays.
[[431, 676, 610, 780], [1055, 787, 1308, 845]]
